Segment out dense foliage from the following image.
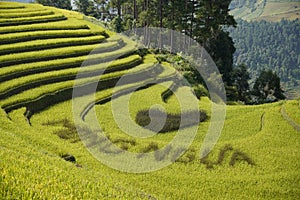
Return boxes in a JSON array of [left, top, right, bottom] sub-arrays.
[[229, 19, 300, 88], [74, 0, 237, 84], [252, 69, 286, 103], [35, 0, 72, 10]]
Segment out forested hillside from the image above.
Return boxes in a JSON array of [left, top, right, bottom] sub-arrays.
[[229, 19, 300, 89]]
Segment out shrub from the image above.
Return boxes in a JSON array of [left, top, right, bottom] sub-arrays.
[[192, 84, 209, 99]]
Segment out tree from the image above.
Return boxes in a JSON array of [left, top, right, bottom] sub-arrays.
[[194, 0, 237, 84], [35, 0, 72, 10], [111, 16, 124, 32], [75, 0, 97, 17], [252, 70, 285, 104], [93, 0, 109, 20], [231, 64, 251, 103], [205, 31, 236, 84]]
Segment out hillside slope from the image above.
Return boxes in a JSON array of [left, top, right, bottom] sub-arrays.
[[0, 1, 299, 199], [230, 0, 300, 21], [228, 19, 300, 94]]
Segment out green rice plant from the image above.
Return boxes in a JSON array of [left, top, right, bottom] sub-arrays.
[[0, 35, 106, 55], [52, 119, 80, 143], [0, 22, 90, 34], [0, 29, 101, 45], [0, 10, 54, 18], [0, 55, 142, 98], [0, 14, 67, 27], [0, 8, 47, 13], [1, 2, 299, 199], [1, 59, 158, 114], [0, 43, 99, 67], [0, 41, 122, 82], [282, 100, 300, 125], [0, 5, 25, 9]]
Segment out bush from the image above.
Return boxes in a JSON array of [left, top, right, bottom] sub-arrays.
[[192, 84, 209, 99]]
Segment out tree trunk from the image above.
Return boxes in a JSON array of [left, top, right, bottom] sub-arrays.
[[117, 0, 121, 17]]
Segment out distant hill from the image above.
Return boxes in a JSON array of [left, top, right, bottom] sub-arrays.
[[228, 18, 300, 98], [230, 0, 300, 21]]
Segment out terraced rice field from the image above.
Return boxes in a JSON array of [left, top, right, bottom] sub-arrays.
[[0, 1, 299, 199]]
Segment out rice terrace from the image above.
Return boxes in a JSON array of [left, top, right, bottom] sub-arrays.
[[0, 0, 299, 199]]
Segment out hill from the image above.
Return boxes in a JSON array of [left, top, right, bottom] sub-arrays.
[[0, 1, 299, 199], [230, 0, 300, 21], [228, 18, 300, 96]]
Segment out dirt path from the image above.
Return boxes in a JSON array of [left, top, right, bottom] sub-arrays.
[[281, 103, 300, 132]]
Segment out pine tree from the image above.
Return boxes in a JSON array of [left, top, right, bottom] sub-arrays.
[[35, 0, 72, 10]]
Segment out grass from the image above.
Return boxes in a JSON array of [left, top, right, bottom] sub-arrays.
[[0, 1, 299, 199]]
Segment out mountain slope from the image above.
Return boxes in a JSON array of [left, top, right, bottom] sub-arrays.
[[0, 1, 299, 199], [228, 19, 300, 92], [230, 0, 300, 21]]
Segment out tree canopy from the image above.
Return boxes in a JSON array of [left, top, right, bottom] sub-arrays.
[[228, 19, 300, 88], [252, 70, 286, 104], [35, 0, 72, 10]]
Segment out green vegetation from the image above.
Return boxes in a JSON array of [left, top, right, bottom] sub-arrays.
[[0, 10, 54, 18], [230, 0, 300, 21], [228, 19, 300, 90], [0, 14, 66, 26], [0, 1, 299, 199]]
